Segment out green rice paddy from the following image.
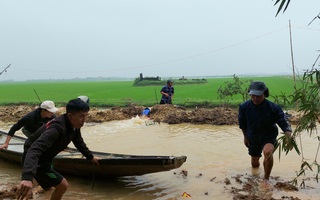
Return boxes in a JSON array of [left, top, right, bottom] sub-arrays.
[[0, 76, 297, 108]]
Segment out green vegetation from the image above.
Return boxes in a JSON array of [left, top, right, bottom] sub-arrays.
[[271, 0, 320, 188], [0, 76, 296, 108], [273, 0, 291, 16], [284, 69, 320, 188], [217, 74, 253, 103]]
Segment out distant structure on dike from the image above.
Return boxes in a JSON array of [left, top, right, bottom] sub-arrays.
[[139, 73, 161, 81]]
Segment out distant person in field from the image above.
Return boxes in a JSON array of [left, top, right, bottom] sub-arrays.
[[160, 80, 174, 104], [238, 81, 292, 189], [17, 98, 100, 200], [0, 100, 58, 150]]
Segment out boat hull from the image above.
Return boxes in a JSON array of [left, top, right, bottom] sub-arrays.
[[0, 130, 187, 178]]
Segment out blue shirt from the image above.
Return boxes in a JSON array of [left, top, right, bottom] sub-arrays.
[[238, 99, 292, 139], [160, 85, 174, 103], [142, 108, 150, 116]]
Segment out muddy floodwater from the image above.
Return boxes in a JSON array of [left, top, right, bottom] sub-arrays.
[[0, 117, 320, 200]]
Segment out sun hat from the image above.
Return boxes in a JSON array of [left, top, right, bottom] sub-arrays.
[[40, 100, 59, 113], [248, 81, 267, 96]]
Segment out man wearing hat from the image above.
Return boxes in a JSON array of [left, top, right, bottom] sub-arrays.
[[0, 100, 58, 150], [238, 81, 292, 188], [160, 79, 174, 104], [17, 98, 100, 200]]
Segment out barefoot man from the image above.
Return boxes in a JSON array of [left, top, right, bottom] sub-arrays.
[[17, 98, 100, 200], [238, 81, 292, 188]]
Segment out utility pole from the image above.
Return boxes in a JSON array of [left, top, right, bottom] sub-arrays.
[[289, 20, 296, 88]]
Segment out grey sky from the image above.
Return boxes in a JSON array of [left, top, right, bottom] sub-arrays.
[[1, 0, 319, 81]]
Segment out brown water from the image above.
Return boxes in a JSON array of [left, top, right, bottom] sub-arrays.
[[1, 117, 320, 200]]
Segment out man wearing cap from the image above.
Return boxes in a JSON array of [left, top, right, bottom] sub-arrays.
[[238, 81, 292, 188], [17, 98, 100, 200], [160, 79, 174, 104], [22, 96, 90, 152], [0, 100, 58, 150]]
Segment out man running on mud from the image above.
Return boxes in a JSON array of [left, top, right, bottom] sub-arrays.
[[238, 81, 292, 188]]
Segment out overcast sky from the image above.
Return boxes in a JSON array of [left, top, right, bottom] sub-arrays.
[[0, 0, 319, 81]]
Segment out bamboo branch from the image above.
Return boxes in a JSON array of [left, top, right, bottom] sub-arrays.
[[0, 64, 11, 76]]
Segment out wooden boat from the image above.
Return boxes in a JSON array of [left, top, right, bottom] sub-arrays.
[[0, 130, 187, 178]]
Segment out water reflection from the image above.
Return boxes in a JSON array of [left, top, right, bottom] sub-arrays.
[[0, 118, 320, 199]]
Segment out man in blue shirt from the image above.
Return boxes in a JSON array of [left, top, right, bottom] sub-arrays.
[[160, 80, 174, 104], [238, 81, 292, 188]]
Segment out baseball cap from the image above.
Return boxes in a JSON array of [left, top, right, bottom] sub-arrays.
[[78, 95, 90, 104], [167, 79, 173, 84], [248, 81, 267, 96], [40, 100, 59, 113]]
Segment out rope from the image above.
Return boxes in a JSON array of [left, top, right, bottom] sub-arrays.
[[91, 165, 95, 189]]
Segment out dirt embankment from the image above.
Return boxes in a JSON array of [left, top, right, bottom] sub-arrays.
[[0, 104, 301, 125]]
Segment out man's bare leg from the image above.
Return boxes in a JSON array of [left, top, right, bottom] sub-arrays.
[[251, 156, 260, 168], [51, 178, 68, 200], [262, 143, 274, 180], [261, 143, 274, 189]]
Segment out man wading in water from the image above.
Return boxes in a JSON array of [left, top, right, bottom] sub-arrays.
[[238, 81, 292, 188]]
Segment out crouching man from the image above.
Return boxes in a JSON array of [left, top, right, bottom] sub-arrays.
[[17, 98, 100, 200]]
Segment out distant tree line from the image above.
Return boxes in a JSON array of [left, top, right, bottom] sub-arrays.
[[133, 77, 208, 86]]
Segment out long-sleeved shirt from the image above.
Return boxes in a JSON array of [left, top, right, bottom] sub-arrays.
[[8, 108, 54, 137], [21, 114, 93, 181], [160, 85, 174, 103], [238, 99, 292, 139]]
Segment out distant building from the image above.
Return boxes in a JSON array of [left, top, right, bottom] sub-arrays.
[[139, 73, 161, 81]]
